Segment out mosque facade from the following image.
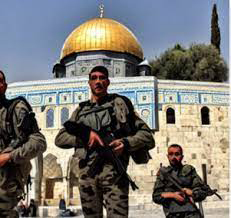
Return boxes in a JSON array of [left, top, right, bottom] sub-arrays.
[[6, 10, 229, 210]]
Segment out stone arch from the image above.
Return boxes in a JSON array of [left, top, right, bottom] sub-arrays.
[[42, 153, 63, 205]]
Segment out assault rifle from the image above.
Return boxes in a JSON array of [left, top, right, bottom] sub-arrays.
[[160, 166, 222, 218], [63, 121, 138, 190], [86, 131, 139, 191], [160, 167, 203, 217]]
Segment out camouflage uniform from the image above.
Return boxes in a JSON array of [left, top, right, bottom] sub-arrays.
[[55, 93, 154, 218], [153, 164, 207, 218], [0, 96, 46, 218]]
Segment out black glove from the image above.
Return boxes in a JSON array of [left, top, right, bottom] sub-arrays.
[[63, 121, 91, 145]]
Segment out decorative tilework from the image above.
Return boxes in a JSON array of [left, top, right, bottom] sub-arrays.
[[159, 88, 229, 106], [200, 94, 213, 104], [7, 94, 26, 99], [59, 93, 72, 104], [45, 94, 56, 105], [137, 91, 153, 104], [5, 77, 229, 132], [163, 92, 177, 103], [158, 93, 164, 104], [212, 94, 230, 105], [137, 104, 154, 128], [179, 93, 199, 104], [28, 95, 42, 106], [74, 91, 88, 103], [113, 90, 136, 105]]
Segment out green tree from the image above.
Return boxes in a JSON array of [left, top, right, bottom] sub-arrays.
[[211, 4, 221, 53], [150, 43, 228, 82], [190, 44, 227, 81], [150, 44, 194, 80]]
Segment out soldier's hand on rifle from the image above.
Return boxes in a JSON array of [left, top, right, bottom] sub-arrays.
[[180, 188, 195, 204], [181, 188, 193, 196], [88, 130, 104, 148], [109, 139, 124, 156], [181, 188, 194, 203], [173, 191, 186, 202], [0, 153, 11, 167]]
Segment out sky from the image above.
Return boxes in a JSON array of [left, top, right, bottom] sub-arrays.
[[0, 0, 229, 83]]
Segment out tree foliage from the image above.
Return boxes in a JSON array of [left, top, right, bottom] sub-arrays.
[[211, 4, 221, 53], [150, 43, 228, 82]]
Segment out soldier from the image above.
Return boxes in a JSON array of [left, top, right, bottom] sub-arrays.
[[152, 144, 207, 218], [55, 66, 154, 218], [0, 71, 47, 218]]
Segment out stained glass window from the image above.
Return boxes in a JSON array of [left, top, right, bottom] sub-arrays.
[[46, 109, 54, 128], [61, 107, 69, 125]]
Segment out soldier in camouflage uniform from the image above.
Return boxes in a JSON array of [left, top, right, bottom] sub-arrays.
[[152, 144, 207, 218], [55, 66, 154, 218], [0, 71, 47, 218]]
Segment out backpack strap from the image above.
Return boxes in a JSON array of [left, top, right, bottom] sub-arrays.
[[112, 95, 153, 164]]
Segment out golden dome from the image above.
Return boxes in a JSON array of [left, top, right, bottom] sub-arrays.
[[60, 18, 143, 60]]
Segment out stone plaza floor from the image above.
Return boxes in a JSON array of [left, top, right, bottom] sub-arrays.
[[128, 207, 229, 218], [36, 198, 229, 218], [36, 206, 229, 218]]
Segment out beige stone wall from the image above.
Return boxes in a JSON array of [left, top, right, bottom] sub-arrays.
[[127, 102, 229, 206]]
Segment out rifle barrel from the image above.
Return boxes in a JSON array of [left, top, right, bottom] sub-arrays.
[[215, 192, 222, 200], [202, 164, 207, 185]]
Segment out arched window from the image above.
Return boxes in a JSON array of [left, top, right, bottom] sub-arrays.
[[166, 107, 175, 124], [46, 109, 54, 128], [201, 106, 210, 125], [61, 107, 69, 125]]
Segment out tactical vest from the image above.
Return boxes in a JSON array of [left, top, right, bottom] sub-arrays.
[[0, 97, 35, 200], [160, 165, 198, 214], [76, 94, 153, 164]]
